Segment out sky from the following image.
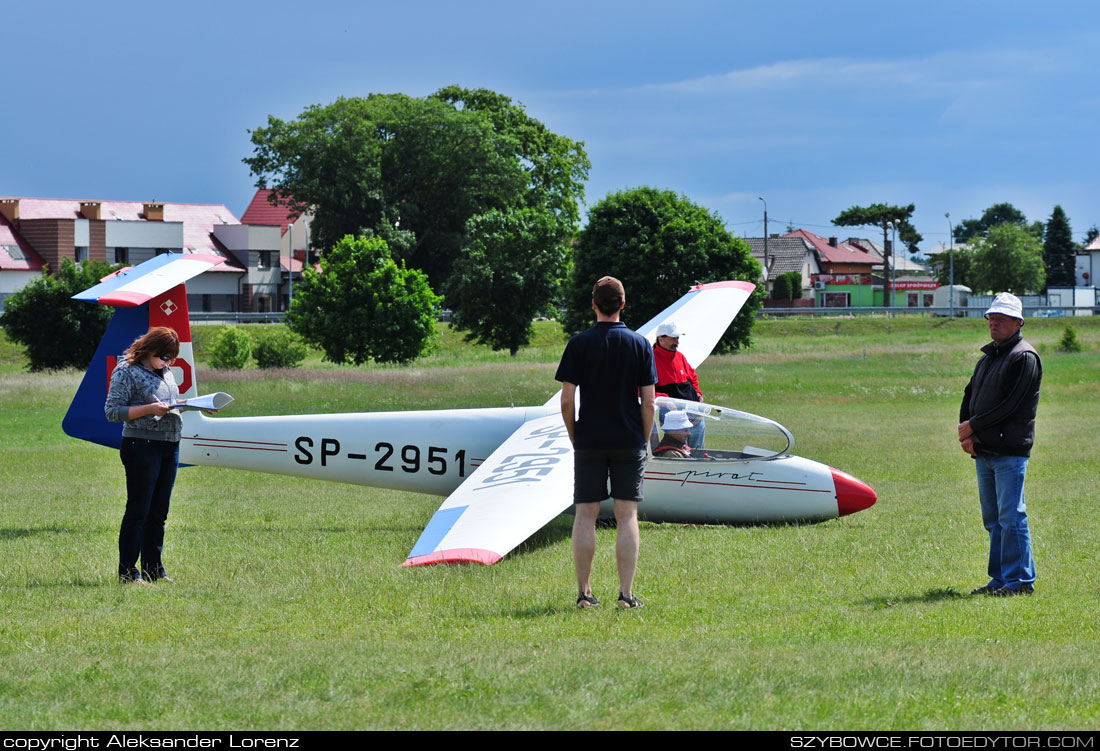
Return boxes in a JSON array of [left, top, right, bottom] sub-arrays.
[[3, 0, 1098, 254]]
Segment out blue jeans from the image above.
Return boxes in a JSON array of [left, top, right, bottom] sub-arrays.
[[119, 438, 179, 581], [975, 454, 1035, 590]]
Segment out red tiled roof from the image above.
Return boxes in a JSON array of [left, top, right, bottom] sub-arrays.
[[240, 189, 299, 235], [4, 197, 245, 272], [279, 257, 305, 273], [783, 229, 879, 266], [0, 214, 45, 271]]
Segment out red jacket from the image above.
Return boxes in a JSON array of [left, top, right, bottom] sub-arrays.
[[654, 344, 701, 402]]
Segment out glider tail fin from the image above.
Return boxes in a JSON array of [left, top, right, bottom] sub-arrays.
[[62, 254, 223, 449]]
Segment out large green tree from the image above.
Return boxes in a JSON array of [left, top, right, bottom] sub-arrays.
[[285, 235, 440, 365], [953, 202, 1044, 243], [0, 258, 117, 371], [1043, 205, 1077, 288], [244, 89, 588, 291], [564, 187, 762, 353], [446, 208, 569, 356], [970, 223, 1046, 295], [832, 203, 922, 307]]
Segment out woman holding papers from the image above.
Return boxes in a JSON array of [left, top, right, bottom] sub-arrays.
[[104, 326, 183, 585]]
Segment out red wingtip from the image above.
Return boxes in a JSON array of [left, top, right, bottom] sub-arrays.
[[830, 468, 877, 516], [402, 548, 502, 567]]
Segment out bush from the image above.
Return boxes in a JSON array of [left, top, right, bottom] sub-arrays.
[[209, 327, 252, 370], [0, 258, 117, 371], [1057, 323, 1083, 353], [771, 274, 792, 301], [252, 327, 308, 369], [286, 235, 440, 365]]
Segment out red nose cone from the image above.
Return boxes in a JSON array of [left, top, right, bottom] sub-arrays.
[[830, 468, 877, 516]]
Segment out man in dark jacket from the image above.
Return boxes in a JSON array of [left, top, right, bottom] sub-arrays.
[[958, 292, 1042, 597]]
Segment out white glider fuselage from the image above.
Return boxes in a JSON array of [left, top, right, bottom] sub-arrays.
[[179, 405, 864, 524]]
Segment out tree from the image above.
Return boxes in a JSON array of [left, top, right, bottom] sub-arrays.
[[431, 86, 590, 228], [0, 258, 117, 371], [1043, 205, 1077, 288], [832, 203, 923, 307], [244, 89, 589, 291], [445, 208, 570, 356], [970, 223, 1046, 295], [1083, 226, 1099, 247], [286, 235, 440, 365], [564, 187, 762, 353], [927, 245, 977, 290], [953, 202, 1041, 243]]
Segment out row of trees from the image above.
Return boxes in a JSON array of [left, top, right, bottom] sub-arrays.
[[4, 86, 1094, 370], [251, 88, 763, 365], [927, 202, 1090, 294]]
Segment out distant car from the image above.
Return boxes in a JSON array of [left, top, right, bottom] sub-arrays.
[[1034, 309, 1064, 318]]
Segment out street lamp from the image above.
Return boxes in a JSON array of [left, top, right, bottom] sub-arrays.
[[758, 196, 768, 289], [887, 221, 896, 313], [945, 212, 954, 318]]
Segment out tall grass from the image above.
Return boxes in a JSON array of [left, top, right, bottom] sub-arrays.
[[1, 317, 1098, 729]]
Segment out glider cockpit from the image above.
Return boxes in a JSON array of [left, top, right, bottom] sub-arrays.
[[651, 396, 792, 462]]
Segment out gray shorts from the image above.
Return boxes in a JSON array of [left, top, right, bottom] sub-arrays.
[[573, 448, 647, 503]]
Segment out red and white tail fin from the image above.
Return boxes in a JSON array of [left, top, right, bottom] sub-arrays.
[[63, 254, 224, 449]]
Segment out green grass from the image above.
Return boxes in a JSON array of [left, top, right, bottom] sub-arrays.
[[1, 317, 1099, 730]]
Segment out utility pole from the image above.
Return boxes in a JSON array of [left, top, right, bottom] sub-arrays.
[[758, 196, 769, 291], [946, 212, 954, 318]]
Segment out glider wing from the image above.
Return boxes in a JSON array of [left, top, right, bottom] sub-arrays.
[[403, 412, 573, 566], [543, 279, 757, 407], [633, 280, 756, 370]]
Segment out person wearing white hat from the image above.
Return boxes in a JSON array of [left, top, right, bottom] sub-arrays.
[[653, 320, 705, 449], [654, 410, 693, 459], [958, 291, 1042, 597]]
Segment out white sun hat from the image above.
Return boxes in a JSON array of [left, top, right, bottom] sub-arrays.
[[984, 292, 1024, 321], [661, 410, 693, 431]]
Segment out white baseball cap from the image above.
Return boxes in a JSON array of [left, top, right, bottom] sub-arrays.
[[655, 322, 684, 338], [984, 292, 1024, 321]]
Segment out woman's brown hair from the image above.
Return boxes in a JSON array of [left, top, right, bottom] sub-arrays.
[[124, 327, 180, 366]]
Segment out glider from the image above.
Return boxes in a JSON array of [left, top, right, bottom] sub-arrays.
[[63, 256, 876, 566]]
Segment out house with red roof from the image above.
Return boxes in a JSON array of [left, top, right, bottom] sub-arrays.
[[783, 229, 884, 307], [0, 206, 46, 311], [0, 194, 316, 314]]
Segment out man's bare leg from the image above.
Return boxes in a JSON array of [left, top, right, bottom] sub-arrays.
[[572, 502, 600, 598], [613, 499, 640, 598]]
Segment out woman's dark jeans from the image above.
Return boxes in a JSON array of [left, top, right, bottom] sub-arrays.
[[119, 437, 179, 581]]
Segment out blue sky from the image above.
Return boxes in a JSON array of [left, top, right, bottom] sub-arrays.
[[3, 0, 1097, 252]]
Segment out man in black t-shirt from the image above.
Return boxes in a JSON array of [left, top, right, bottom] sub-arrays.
[[555, 277, 657, 610]]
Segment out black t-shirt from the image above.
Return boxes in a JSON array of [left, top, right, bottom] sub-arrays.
[[555, 321, 657, 450]]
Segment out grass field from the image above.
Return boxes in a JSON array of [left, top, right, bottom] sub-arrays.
[[1, 316, 1099, 730]]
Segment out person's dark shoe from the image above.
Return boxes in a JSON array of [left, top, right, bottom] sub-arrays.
[[576, 593, 600, 609], [617, 593, 644, 610], [992, 584, 1034, 597], [969, 584, 1000, 595]]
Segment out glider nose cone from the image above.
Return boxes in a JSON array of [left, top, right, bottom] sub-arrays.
[[830, 468, 877, 516]]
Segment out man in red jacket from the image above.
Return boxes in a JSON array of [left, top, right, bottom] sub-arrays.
[[653, 322, 704, 449]]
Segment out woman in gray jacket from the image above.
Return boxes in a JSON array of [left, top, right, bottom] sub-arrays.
[[104, 327, 182, 584]]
